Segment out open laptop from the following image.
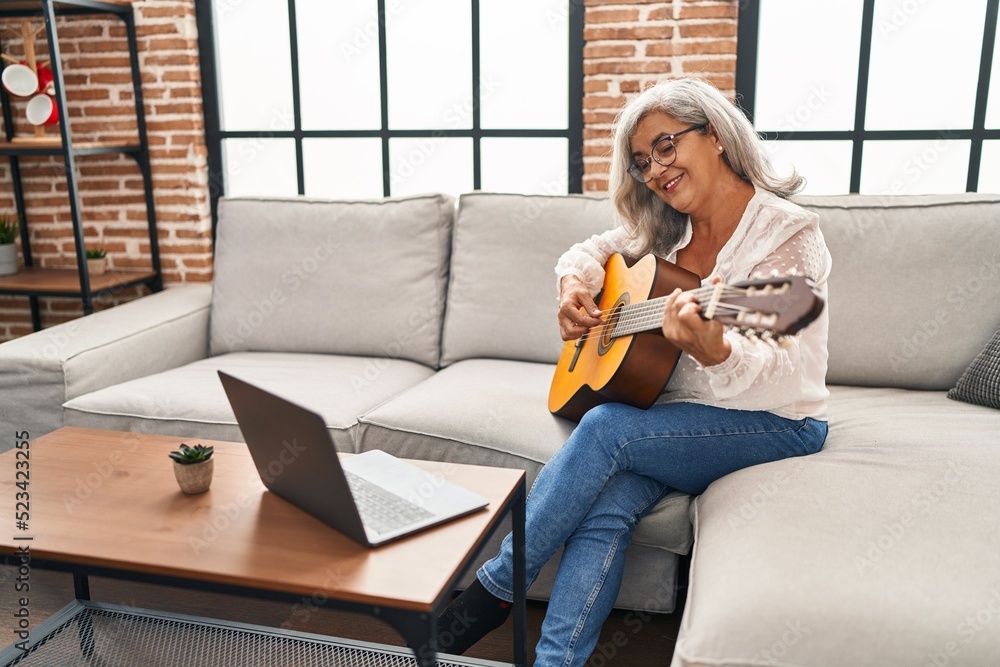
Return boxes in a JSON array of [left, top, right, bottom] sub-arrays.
[[218, 371, 489, 547]]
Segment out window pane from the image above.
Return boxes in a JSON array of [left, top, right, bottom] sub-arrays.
[[296, 0, 381, 130], [389, 138, 474, 196], [755, 0, 863, 132], [223, 139, 298, 197], [985, 12, 1000, 128], [481, 138, 568, 194], [386, 0, 472, 129], [866, 0, 986, 130], [975, 140, 1000, 192], [303, 139, 384, 199], [215, 0, 294, 131], [859, 140, 971, 195], [765, 140, 853, 195], [480, 0, 568, 129]]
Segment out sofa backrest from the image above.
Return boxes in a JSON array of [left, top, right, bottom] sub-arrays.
[[798, 193, 1000, 390], [440, 192, 617, 366], [210, 194, 454, 368]]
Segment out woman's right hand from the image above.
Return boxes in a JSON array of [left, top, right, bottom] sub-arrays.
[[558, 275, 604, 341]]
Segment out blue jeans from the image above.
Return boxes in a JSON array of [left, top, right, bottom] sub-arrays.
[[477, 401, 828, 667]]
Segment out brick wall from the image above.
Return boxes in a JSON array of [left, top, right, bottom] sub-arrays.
[[581, 0, 739, 192], [0, 0, 211, 341], [0, 0, 739, 342]]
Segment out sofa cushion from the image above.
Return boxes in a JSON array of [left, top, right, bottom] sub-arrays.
[[440, 192, 616, 366], [355, 358, 693, 555], [948, 326, 1000, 409], [210, 194, 454, 368], [63, 352, 436, 451], [0, 285, 212, 446], [672, 385, 1000, 667], [798, 193, 1000, 390]]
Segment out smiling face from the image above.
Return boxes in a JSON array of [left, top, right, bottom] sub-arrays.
[[629, 110, 729, 217]]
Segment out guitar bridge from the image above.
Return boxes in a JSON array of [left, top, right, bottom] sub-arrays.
[[567, 337, 584, 373]]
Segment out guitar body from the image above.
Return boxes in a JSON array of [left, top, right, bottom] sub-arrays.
[[548, 254, 701, 422]]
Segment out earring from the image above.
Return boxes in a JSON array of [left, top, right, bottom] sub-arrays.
[[718, 146, 724, 152]]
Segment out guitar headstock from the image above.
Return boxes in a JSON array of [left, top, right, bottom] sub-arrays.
[[707, 273, 824, 337]]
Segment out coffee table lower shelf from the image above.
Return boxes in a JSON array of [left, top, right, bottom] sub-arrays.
[[0, 600, 511, 667]]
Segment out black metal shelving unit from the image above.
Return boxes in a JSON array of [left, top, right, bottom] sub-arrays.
[[0, 0, 161, 331]]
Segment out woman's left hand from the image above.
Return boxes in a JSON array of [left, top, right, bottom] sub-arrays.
[[661, 281, 732, 367]]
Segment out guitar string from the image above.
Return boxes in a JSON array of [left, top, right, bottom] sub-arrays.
[[594, 292, 745, 319], [590, 285, 748, 311], [571, 267, 806, 345], [570, 281, 793, 342], [589, 288, 748, 324], [574, 303, 756, 343], [602, 299, 747, 325], [589, 294, 746, 326], [578, 286, 750, 342]]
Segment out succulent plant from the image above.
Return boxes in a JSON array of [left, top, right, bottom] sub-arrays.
[[85, 247, 106, 259], [168, 443, 214, 465], [0, 215, 18, 245]]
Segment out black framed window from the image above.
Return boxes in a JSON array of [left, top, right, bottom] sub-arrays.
[[737, 0, 999, 195], [196, 0, 584, 226]]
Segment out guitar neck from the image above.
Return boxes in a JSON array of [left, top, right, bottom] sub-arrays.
[[606, 275, 820, 340]]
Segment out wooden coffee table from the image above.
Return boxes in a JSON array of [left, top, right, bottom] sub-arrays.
[[0, 427, 527, 666]]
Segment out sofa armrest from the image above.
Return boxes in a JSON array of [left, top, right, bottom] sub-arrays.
[[0, 285, 213, 443]]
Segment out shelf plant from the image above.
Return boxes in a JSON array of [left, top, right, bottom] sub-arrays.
[[85, 246, 107, 276], [0, 213, 19, 276], [169, 443, 215, 494]]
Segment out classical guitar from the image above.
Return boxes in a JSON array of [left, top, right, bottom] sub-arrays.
[[548, 253, 824, 421]]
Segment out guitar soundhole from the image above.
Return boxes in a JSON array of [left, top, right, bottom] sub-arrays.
[[598, 295, 628, 357]]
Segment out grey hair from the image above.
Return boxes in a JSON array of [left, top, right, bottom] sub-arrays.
[[609, 77, 804, 257]]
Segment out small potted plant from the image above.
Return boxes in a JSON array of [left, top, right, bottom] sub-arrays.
[[169, 443, 214, 494], [85, 247, 107, 276], [0, 214, 18, 277]]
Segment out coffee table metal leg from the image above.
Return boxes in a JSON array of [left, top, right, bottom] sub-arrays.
[[71, 575, 95, 657], [379, 608, 438, 667], [73, 573, 91, 600], [512, 483, 527, 667], [73, 573, 96, 657]]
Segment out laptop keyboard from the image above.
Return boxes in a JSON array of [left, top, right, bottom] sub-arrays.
[[343, 470, 435, 535]]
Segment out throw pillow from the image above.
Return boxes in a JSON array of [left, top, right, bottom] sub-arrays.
[[947, 326, 1000, 409]]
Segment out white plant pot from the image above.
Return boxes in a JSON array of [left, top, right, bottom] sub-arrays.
[[0, 243, 17, 276], [173, 458, 214, 494], [87, 257, 106, 276]]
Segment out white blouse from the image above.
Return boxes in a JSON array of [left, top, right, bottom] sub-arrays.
[[554, 186, 831, 421]]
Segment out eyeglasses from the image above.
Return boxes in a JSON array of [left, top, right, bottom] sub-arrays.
[[627, 124, 707, 183]]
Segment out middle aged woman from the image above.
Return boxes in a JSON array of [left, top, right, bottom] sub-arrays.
[[437, 77, 832, 666]]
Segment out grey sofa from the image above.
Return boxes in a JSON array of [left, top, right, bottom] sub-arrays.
[[1, 191, 998, 665]]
